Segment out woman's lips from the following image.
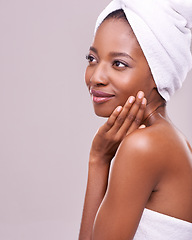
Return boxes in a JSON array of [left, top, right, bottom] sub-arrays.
[[90, 89, 115, 104]]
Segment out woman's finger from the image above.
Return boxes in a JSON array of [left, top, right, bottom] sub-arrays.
[[108, 96, 136, 134], [116, 91, 144, 136], [102, 105, 123, 132], [127, 97, 147, 134]]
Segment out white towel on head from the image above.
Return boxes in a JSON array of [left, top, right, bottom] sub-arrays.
[[94, 0, 192, 101]]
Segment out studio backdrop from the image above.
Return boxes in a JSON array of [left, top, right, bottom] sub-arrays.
[[0, 0, 191, 239]]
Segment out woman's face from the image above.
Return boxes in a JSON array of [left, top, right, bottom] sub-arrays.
[[85, 19, 154, 117]]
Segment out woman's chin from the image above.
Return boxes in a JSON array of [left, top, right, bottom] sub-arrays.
[[95, 112, 109, 118], [93, 107, 113, 118]]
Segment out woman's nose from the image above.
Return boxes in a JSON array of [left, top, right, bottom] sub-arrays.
[[90, 63, 109, 86]]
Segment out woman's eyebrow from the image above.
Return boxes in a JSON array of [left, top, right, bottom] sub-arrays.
[[109, 51, 135, 61], [89, 46, 98, 54], [89, 47, 135, 62]]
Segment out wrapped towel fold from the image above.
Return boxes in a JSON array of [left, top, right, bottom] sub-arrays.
[[94, 0, 192, 101], [133, 208, 192, 240]]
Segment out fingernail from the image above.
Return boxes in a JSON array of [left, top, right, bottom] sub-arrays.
[[116, 106, 122, 112], [139, 124, 146, 129], [128, 96, 135, 103], [138, 91, 144, 99], [142, 98, 147, 105]]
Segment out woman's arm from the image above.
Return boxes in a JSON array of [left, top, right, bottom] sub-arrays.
[[78, 160, 110, 240], [92, 130, 164, 240], [79, 92, 146, 240]]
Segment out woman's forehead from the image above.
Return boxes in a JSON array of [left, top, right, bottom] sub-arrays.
[[97, 18, 135, 38], [92, 19, 142, 56]]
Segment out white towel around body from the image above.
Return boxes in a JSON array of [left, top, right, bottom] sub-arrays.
[[133, 208, 192, 240]]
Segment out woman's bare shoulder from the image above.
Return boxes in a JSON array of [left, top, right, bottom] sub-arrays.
[[119, 123, 170, 155], [126, 119, 188, 149], [112, 123, 171, 182], [115, 121, 180, 169], [115, 120, 191, 171]]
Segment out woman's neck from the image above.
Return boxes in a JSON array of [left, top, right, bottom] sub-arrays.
[[143, 89, 167, 126]]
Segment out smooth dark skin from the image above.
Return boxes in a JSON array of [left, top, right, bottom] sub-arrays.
[[79, 19, 192, 240]]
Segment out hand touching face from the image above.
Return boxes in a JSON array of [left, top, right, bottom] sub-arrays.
[[90, 91, 146, 163]]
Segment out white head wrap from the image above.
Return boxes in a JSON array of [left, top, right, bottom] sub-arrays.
[[94, 0, 192, 101]]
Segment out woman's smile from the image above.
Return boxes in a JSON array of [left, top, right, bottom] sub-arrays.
[[90, 88, 115, 104]]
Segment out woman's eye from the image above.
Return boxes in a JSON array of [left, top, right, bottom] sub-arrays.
[[113, 60, 128, 69], [86, 54, 97, 64]]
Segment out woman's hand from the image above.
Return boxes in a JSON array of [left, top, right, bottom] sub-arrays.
[[90, 91, 147, 164]]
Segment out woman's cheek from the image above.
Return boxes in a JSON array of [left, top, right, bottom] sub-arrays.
[[85, 67, 91, 86], [113, 74, 138, 97]]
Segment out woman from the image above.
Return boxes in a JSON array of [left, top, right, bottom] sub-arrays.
[[79, 1, 192, 239]]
